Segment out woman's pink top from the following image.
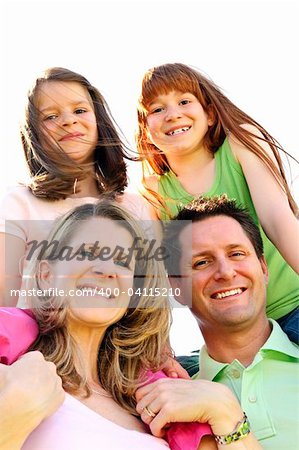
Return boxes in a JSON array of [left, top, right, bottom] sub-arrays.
[[0, 309, 213, 450], [22, 394, 170, 449]]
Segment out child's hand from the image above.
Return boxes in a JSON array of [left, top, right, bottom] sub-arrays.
[[162, 356, 190, 379]]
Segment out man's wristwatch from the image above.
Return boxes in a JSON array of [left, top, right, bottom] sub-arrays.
[[214, 412, 251, 445]]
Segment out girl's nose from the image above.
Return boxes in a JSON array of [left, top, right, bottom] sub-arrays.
[[61, 111, 77, 127], [165, 105, 182, 121]]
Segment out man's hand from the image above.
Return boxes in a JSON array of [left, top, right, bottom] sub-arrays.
[[0, 351, 64, 450]]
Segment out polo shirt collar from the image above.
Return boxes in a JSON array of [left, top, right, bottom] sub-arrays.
[[198, 320, 299, 381], [261, 319, 299, 359]]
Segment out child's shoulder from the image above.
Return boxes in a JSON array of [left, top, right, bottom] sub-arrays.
[[0, 184, 41, 205], [143, 174, 159, 193], [0, 184, 63, 222], [228, 124, 278, 165]]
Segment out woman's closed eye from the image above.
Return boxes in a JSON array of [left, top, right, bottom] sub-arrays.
[[77, 248, 97, 259], [114, 257, 131, 269]]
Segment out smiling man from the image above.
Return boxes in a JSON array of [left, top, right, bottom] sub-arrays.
[[162, 195, 299, 449]]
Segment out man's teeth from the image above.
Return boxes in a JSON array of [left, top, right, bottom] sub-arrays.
[[214, 288, 243, 299], [167, 127, 190, 136]]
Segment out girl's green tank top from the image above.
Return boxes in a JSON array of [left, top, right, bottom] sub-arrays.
[[158, 138, 299, 320]]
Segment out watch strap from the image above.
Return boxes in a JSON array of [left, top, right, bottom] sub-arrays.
[[214, 412, 250, 445]]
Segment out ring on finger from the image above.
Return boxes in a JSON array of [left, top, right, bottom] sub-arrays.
[[143, 405, 156, 418]]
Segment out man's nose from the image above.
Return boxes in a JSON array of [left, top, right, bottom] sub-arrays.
[[213, 258, 236, 281]]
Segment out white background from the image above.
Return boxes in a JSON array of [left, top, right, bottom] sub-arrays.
[[0, 0, 298, 355]]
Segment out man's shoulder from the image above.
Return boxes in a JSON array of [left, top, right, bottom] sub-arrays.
[[176, 350, 200, 377]]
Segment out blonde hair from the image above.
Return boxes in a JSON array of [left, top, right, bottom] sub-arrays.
[[29, 200, 171, 414]]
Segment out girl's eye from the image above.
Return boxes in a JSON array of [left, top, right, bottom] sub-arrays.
[[149, 106, 164, 114], [74, 108, 87, 114], [180, 99, 191, 105], [44, 114, 58, 121]]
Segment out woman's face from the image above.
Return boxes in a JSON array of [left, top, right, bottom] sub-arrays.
[[36, 80, 98, 164], [45, 217, 135, 329]]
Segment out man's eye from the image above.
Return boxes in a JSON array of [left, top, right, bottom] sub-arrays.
[[193, 259, 209, 269], [231, 251, 246, 258]]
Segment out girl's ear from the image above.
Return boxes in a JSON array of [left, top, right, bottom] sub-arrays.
[[207, 105, 216, 126], [37, 260, 53, 290], [145, 128, 154, 144]]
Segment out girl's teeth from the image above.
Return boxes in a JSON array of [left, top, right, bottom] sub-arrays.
[[215, 288, 242, 299], [168, 127, 190, 135]]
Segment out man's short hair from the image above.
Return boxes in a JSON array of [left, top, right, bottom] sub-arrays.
[[162, 195, 264, 276]]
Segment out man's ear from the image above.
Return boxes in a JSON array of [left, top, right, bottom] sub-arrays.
[[260, 255, 269, 284], [168, 276, 188, 306], [37, 260, 53, 290]]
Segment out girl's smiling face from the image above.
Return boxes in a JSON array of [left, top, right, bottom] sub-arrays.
[[37, 81, 98, 164], [145, 90, 213, 158]]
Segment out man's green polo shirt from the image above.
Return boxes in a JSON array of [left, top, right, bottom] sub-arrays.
[[193, 320, 299, 449]]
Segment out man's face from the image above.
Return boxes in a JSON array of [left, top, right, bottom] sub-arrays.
[[178, 216, 268, 332]]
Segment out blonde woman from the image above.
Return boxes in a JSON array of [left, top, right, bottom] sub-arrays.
[[7, 201, 261, 449]]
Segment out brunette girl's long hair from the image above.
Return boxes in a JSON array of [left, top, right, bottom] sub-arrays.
[[21, 67, 129, 201]]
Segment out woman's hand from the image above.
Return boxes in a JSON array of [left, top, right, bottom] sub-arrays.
[[136, 378, 241, 437], [136, 378, 263, 449]]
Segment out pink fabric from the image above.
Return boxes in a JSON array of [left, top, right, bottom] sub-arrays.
[[0, 307, 39, 364], [23, 394, 170, 449], [146, 371, 212, 450]]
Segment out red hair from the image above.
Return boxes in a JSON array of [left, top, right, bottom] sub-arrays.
[[136, 63, 298, 214]]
